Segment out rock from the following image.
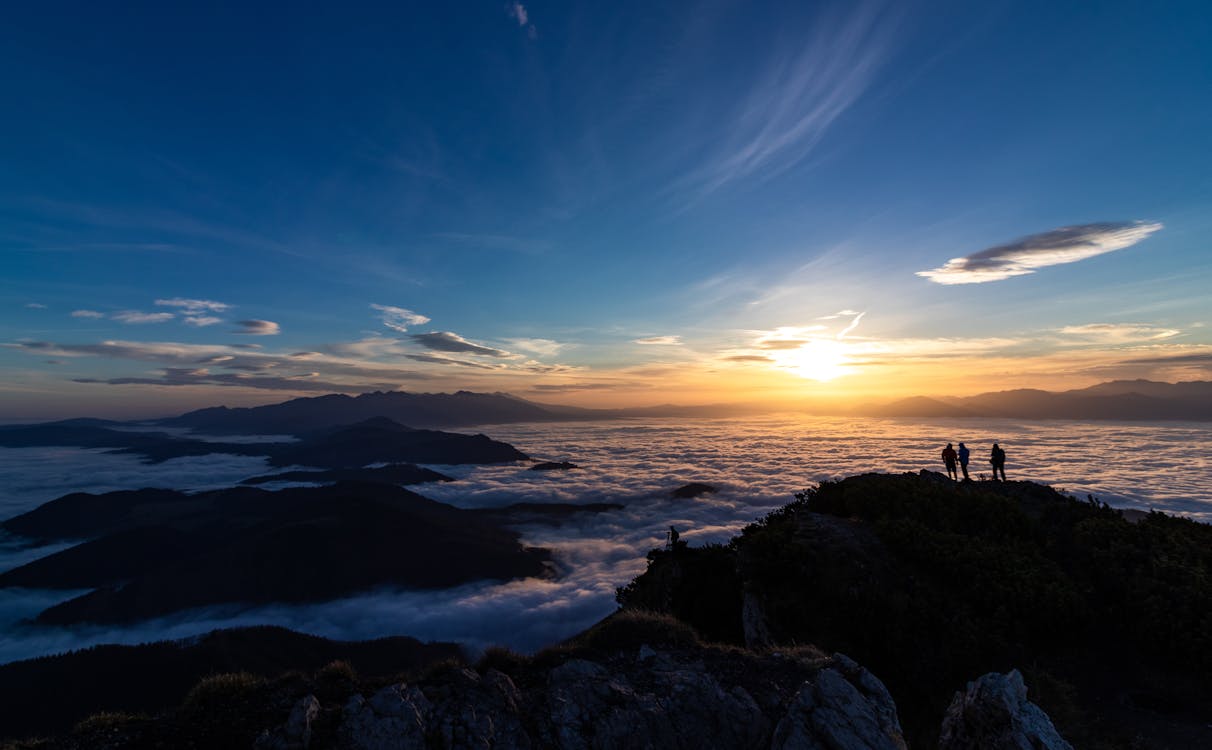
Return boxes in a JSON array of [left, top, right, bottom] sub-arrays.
[[339, 684, 431, 749], [671, 482, 717, 499], [938, 670, 1074, 750], [338, 669, 530, 750], [256, 694, 320, 749], [741, 589, 773, 648], [529, 461, 579, 471], [771, 655, 907, 750], [329, 643, 907, 750]]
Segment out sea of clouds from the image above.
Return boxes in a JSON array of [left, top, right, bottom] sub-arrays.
[[0, 415, 1209, 664]]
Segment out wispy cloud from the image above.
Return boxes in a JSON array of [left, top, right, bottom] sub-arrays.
[[233, 319, 280, 335], [634, 336, 682, 346], [683, 2, 894, 196], [507, 338, 566, 357], [154, 298, 231, 314], [71, 310, 105, 319], [75, 368, 393, 393], [1058, 323, 1181, 343], [24, 303, 47, 309], [410, 331, 513, 357], [112, 310, 175, 324], [371, 303, 430, 333], [183, 316, 223, 327], [506, 2, 536, 38], [917, 222, 1163, 285]]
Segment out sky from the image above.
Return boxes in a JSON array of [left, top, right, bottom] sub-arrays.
[[2, 0, 1210, 418]]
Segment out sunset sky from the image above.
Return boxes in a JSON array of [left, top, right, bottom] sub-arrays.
[[3, 1, 1210, 418]]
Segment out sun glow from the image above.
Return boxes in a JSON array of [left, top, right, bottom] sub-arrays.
[[774, 339, 852, 381]]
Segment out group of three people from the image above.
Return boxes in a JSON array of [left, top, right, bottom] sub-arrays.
[[941, 441, 1007, 481]]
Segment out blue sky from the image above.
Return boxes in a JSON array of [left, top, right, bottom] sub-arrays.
[[3, 0, 1210, 417]]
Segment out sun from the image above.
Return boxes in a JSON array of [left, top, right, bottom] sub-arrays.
[[774, 339, 851, 381]]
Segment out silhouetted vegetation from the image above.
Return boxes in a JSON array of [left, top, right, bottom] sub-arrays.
[[0, 626, 462, 741], [619, 472, 1212, 749]]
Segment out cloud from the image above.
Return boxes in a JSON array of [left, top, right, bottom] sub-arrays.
[[527, 382, 625, 393], [24, 303, 47, 309], [410, 331, 513, 357], [233, 319, 281, 335], [683, 2, 893, 196], [184, 316, 223, 327], [508, 2, 527, 26], [506, 338, 565, 357], [112, 310, 175, 324], [837, 311, 865, 339], [371, 304, 430, 333], [917, 222, 1163, 285], [8, 415, 1207, 666], [722, 355, 776, 364], [405, 353, 503, 370], [154, 298, 231, 314], [634, 336, 682, 346], [74, 368, 392, 393], [71, 310, 105, 319], [1058, 323, 1181, 343]]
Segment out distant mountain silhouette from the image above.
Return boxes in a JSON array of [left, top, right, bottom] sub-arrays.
[[0, 417, 527, 466], [855, 380, 1212, 421], [240, 463, 454, 486], [865, 396, 975, 418], [949, 381, 1212, 420], [158, 391, 586, 434], [2, 481, 553, 625]]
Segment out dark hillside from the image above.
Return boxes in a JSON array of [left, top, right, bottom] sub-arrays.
[[618, 472, 1212, 748]]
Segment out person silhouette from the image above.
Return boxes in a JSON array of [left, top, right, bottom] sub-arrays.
[[941, 443, 958, 481], [990, 442, 1006, 481], [957, 442, 971, 481], [668, 525, 680, 551]]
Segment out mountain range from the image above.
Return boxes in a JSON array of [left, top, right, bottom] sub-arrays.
[[149, 380, 1212, 434]]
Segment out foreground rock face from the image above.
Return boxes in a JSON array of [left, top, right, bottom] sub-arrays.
[[266, 645, 907, 750], [938, 670, 1073, 750]]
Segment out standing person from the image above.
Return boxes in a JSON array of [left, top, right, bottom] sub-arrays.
[[990, 443, 1007, 481], [941, 443, 958, 481], [957, 442, 971, 481]]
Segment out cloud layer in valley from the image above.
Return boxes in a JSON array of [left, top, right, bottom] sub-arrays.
[[2, 415, 1209, 664]]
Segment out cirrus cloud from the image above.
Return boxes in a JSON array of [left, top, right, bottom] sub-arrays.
[[71, 309, 106, 319], [917, 221, 1163, 285]]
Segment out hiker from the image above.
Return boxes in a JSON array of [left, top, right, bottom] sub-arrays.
[[990, 443, 1007, 481], [941, 443, 958, 481], [957, 442, 971, 481]]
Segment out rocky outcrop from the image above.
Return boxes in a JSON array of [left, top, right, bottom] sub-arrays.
[[261, 642, 908, 749], [529, 461, 579, 471], [938, 670, 1073, 750], [257, 694, 321, 750], [671, 482, 717, 499]]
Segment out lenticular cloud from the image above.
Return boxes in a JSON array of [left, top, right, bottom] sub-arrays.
[[917, 221, 1162, 285]]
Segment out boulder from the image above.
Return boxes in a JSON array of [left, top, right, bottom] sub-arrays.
[[938, 670, 1073, 750]]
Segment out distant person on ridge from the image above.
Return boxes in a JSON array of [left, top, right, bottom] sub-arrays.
[[990, 443, 1007, 481], [957, 442, 971, 481], [941, 443, 958, 481]]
